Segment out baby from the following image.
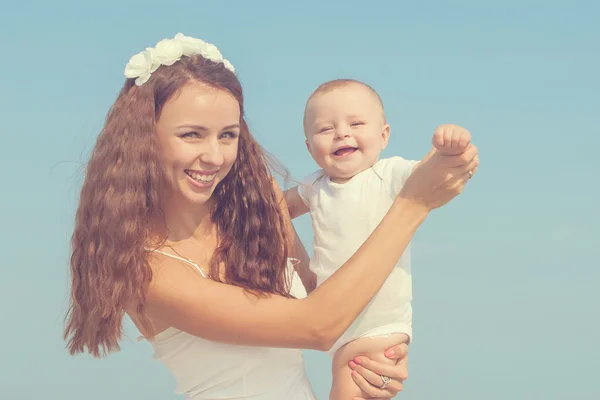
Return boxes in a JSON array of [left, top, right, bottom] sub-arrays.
[[285, 79, 472, 399]]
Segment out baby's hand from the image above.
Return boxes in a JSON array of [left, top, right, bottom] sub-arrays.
[[432, 124, 471, 155]]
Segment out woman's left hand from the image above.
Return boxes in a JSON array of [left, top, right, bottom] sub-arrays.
[[349, 342, 409, 399]]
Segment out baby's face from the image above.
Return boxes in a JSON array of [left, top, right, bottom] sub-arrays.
[[304, 84, 389, 183]]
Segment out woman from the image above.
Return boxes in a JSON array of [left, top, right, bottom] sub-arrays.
[[64, 34, 478, 399]]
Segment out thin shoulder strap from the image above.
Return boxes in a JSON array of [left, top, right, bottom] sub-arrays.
[[148, 248, 207, 278]]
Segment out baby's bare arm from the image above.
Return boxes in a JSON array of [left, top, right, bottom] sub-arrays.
[[283, 186, 310, 219], [274, 183, 316, 293]]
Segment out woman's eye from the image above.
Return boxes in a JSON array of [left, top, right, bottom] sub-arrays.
[[181, 131, 200, 138], [220, 131, 239, 139]]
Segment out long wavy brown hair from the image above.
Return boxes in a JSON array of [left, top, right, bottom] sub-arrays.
[[64, 52, 291, 358]]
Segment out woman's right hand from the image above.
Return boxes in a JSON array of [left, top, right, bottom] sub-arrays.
[[400, 144, 479, 211]]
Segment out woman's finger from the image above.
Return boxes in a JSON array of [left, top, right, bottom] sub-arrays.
[[351, 370, 395, 399], [384, 342, 409, 361], [471, 154, 480, 170], [352, 363, 404, 393], [454, 144, 478, 166], [434, 143, 478, 168], [453, 153, 480, 177], [353, 356, 407, 382]]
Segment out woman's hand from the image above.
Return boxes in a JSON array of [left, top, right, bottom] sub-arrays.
[[401, 144, 479, 211], [349, 343, 409, 399]]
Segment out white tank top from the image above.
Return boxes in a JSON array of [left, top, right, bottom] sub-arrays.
[[143, 250, 317, 400]]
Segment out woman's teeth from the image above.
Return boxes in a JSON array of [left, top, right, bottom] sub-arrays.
[[186, 171, 217, 183]]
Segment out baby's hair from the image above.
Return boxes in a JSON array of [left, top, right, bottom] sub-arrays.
[[303, 79, 386, 129], [306, 78, 384, 109]]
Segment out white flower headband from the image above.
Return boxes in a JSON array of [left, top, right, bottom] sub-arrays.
[[124, 33, 235, 86]]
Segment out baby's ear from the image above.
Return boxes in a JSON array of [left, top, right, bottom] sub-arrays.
[[305, 138, 313, 155], [381, 124, 391, 149]]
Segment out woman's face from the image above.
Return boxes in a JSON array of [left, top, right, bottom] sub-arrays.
[[156, 81, 240, 207]]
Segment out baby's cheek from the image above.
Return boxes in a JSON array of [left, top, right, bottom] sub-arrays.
[[312, 143, 331, 161]]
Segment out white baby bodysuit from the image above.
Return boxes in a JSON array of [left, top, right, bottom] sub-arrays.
[[298, 156, 418, 357]]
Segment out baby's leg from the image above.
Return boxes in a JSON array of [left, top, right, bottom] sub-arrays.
[[330, 333, 409, 400]]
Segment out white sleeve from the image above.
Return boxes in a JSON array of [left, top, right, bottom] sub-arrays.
[[297, 169, 324, 206], [376, 157, 419, 198]]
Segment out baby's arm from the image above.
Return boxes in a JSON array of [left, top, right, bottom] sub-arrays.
[[278, 185, 316, 293], [288, 226, 317, 293], [284, 186, 310, 219]]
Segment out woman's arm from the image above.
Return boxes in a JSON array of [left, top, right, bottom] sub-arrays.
[[142, 147, 478, 351], [143, 196, 426, 351]]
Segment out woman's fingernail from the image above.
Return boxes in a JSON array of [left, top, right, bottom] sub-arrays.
[[351, 371, 358, 377], [348, 361, 357, 369], [354, 357, 362, 365], [385, 349, 395, 358]]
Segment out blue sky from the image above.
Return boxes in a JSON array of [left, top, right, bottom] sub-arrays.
[[1, 0, 598, 399]]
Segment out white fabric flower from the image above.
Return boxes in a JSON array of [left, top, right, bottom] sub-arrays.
[[173, 33, 208, 56], [124, 48, 159, 86], [222, 59, 235, 73], [123, 33, 236, 86], [153, 38, 183, 66], [203, 43, 224, 62]]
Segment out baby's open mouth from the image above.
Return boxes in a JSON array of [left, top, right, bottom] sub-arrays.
[[333, 147, 358, 156]]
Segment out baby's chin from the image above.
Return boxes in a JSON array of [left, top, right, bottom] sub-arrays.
[[326, 166, 368, 183]]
